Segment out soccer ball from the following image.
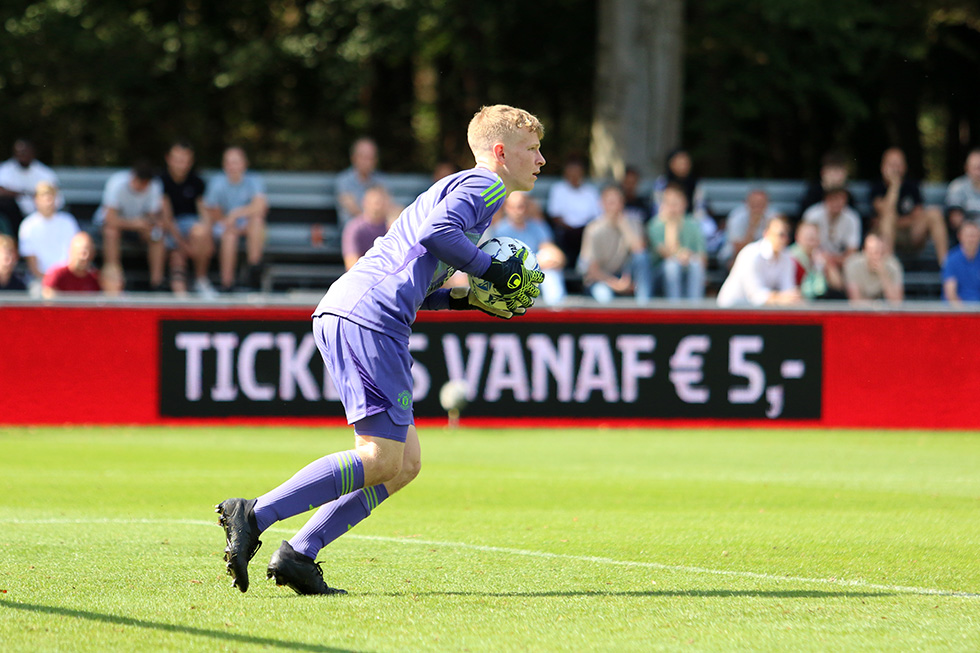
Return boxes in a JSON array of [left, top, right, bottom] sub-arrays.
[[468, 236, 541, 311], [438, 379, 470, 412]]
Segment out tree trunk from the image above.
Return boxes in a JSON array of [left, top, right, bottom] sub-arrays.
[[591, 0, 684, 180]]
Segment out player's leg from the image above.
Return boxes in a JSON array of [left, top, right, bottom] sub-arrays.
[[267, 420, 414, 595]]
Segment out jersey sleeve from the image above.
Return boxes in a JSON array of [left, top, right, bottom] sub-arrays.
[[417, 174, 500, 276]]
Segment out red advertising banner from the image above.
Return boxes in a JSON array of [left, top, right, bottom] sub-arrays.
[[0, 303, 977, 429]]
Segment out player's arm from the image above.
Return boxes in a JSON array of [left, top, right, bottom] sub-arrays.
[[418, 178, 542, 310]]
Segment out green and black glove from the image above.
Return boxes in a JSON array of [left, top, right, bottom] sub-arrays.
[[447, 287, 516, 319], [479, 250, 545, 312]]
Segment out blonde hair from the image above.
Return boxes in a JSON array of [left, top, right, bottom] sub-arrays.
[[35, 180, 57, 195], [467, 105, 544, 155], [0, 234, 15, 253]]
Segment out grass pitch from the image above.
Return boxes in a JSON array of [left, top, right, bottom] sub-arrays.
[[0, 425, 978, 652]]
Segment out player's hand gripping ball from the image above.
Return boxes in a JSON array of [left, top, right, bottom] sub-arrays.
[[470, 237, 545, 314]]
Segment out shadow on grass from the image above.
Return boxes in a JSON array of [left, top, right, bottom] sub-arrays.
[[372, 589, 895, 599], [0, 600, 353, 652]]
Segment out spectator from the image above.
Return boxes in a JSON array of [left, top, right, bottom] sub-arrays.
[[204, 146, 269, 291], [0, 234, 27, 291], [0, 139, 59, 235], [652, 148, 721, 254], [801, 186, 862, 286], [579, 185, 652, 304], [160, 141, 216, 297], [335, 137, 388, 227], [719, 188, 780, 269], [871, 147, 948, 265], [95, 160, 166, 291], [788, 221, 844, 300], [42, 232, 101, 297], [17, 181, 79, 281], [647, 183, 706, 300], [490, 191, 567, 305], [717, 216, 801, 307], [432, 160, 457, 182], [621, 165, 652, 223], [944, 148, 980, 241], [100, 262, 126, 297], [342, 186, 391, 270], [546, 155, 600, 270], [844, 234, 903, 304], [798, 151, 857, 218], [942, 220, 980, 305]]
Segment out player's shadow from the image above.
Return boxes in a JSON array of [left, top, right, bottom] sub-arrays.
[[0, 600, 352, 653], [375, 589, 895, 599]]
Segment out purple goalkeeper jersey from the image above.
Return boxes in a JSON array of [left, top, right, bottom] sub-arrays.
[[313, 167, 505, 342]]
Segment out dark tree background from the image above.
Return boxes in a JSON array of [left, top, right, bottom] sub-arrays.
[[1, 0, 978, 180]]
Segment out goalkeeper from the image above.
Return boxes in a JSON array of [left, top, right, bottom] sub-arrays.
[[216, 105, 546, 595]]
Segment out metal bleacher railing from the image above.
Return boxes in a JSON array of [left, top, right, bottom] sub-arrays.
[[53, 168, 949, 298]]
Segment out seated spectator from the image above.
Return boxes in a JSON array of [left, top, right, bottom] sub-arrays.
[[717, 216, 801, 307], [802, 186, 861, 285], [17, 181, 79, 281], [798, 151, 857, 218], [652, 148, 721, 254], [42, 232, 101, 297], [621, 165, 652, 224], [944, 148, 980, 242], [844, 234, 903, 304], [547, 155, 600, 270], [871, 147, 948, 265], [100, 262, 126, 297], [204, 146, 269, 291], [161, 141, 215, 297], [0, 139, 59, 236], [788, 221, 844, 300], [719, 188, 780, 268], [942, 220, 980, 305], [490, 191, 566, 305], [579, 185, 652, 304], [335, 137, 389, 227], [342, 186, 391, 270], [94, 160, 166, 291], [647, 183, 706, 300], [0, 234, 27, 291]]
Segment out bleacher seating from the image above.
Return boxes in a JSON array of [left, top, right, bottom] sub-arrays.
[[52, 167, 948, 298]]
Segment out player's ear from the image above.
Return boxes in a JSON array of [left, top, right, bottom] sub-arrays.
[[492, 142, 506, 162]]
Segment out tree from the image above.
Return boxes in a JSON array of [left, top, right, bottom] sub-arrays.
[[591, 0, 685, 180]]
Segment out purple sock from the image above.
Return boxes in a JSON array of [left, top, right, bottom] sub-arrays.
[[252, 450, 365, 532], [289, 484, 390, 559]]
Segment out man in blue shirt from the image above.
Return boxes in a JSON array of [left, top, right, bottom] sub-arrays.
[[942, 220, 980, 304], [217, 105, 546, 595], [204, 146, 268, 291]]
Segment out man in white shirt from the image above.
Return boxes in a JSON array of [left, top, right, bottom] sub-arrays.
[[17, 181, 79, 281], [0, 139, 59, 235], [547, 155, 600, 269], [801, 186, 861, 285], [95, 161, 166, 290], [717, 216, 802, 307]]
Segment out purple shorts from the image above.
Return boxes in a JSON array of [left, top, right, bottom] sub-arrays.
[[313, 313, 413, 442]]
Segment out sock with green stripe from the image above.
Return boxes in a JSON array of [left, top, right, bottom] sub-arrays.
[[252, 451, 364, 533], [289, 485, 389, 559]]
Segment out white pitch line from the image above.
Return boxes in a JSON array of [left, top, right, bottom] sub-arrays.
[[3, 517, 978, 599]]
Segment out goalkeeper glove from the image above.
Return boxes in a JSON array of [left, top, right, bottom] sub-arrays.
[[448, 286, 520, 319], [479, 249, 545, 311]]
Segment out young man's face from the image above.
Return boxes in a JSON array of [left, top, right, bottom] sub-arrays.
[[352, 141, 378, 176], [223, 149, 248, 180], [166, 146, 195, 178], [35, 189, 57, 215], [660, 188, 687, 219], [601, 187, 625, 216], [765, 220, 790, 253], [503, 130, 545, 192]]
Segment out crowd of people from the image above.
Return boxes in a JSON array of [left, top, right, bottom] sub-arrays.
[[1, 137, 979, 306]]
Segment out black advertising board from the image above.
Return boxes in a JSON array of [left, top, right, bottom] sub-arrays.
[[159, 319, 821, 420]]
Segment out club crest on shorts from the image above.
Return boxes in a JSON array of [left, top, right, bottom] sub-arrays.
[[396, 390, 412, 410]]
